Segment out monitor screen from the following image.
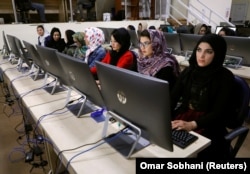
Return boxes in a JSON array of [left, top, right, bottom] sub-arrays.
[[6, 34, 20, 56], [223, 36, 250, 66], [23, 40, 45, 71], [215, 26, 236, 34], [163, 32, 182, 55], [14, 37, 33, 69], [128, 29, 139, 49], [96, 62, 173, 156], [179, 33, 202, 54], [2, 31, 10, 56], [36, 45, 69, 94], [56, 52, 105, 115]]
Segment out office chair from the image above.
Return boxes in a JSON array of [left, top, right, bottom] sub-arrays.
[[225, 76, 250, 158]]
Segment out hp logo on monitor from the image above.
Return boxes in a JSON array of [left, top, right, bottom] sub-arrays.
[[117, 90, 127, 104]]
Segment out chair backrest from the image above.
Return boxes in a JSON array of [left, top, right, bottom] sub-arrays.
[[227, 76, 250, 129]]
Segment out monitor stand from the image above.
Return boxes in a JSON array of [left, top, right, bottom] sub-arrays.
[[102, 111, 150, 159], [65, 88, 99, 117], [30, 65, 45, 81], [42, 73, 67, 95]]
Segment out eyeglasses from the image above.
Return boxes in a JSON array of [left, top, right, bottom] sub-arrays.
[[138, 41, 151, 48]]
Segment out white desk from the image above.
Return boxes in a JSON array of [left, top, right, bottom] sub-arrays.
[[175, 55, 250, 84], [1, 56, 211, 174], [28, 99, 211, 174]]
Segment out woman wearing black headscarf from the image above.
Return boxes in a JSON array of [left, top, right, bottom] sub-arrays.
[[45, 27, 66, 52], [171, 34, 235, 158], [90, 27, 134, 76]]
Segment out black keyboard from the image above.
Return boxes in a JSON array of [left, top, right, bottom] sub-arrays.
[[172, 130, 198, 148]]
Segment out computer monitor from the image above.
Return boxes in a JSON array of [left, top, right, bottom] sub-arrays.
[[6, 34, 20, 58], [163, 32, 182, 55], [2, 31, 11, 59], [36, 45, 69, 94], [179, 33, 202, 57], [96, 62, 173, 158], [22, 41, 45, 80], [56, 52, 105, 117], [223, 36, 250, 66], [14, 37, 33, 71], [215, 26, 236, 34], [128, 29, 139, 49]]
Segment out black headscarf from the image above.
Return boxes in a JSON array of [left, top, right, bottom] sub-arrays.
[[110, 28, 131, 65], [183, 34, 227, 111], [65, 29, 75, 47]]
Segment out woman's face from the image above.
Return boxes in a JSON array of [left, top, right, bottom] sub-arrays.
[[74, 39, 82, 48], [84, 34, 90, 46], [199, 26, 206, 35], [218, 30, 226, 36], [139, 36, 153, 58], [196, 42, 214, 67], [53, 31, 60, 41], [37, 27, 44, 36], [110, 35, 121, 52]]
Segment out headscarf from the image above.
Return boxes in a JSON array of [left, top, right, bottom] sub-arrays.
[[137, 29, 180, 77], [188, 34, 227, 71], [110, 27, 131, 65], [182, 34, 227, 111], [65, 29, 75, 47], [84, 27, 105, 58], [72, 32, 86, 46], [72, 32, 87, 59]]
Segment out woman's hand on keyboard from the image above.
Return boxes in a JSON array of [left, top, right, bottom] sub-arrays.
[[171, 120, 197, 131]]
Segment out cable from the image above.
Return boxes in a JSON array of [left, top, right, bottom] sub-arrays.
[[33, 96, 84, 135], [64, 129, 127, 172]]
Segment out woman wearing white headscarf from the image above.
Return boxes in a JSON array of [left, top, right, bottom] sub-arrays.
[[84, 27, 106, 68]]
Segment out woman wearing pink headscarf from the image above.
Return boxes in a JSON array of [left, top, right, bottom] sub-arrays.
[[84, 27, 106, 68]]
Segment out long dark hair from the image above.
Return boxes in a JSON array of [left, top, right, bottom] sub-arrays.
[[110, 27, 131, 65]]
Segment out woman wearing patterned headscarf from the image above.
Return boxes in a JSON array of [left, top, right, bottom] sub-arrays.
[[171, 34, 235, 158], [137, 29, 180, 90], [90, 27, 135, 78], [72, 32, 88, 59], [84, 27, 106, 68]]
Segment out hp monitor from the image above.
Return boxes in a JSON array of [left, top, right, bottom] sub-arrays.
[[36, 45, 69, 94], [56, 52, 105, 117], [224, 36, 250, 66], [96, 62, 173, 158], [163, 32, 182, 55]]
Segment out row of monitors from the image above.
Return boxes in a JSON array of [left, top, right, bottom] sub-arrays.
[[163, 33, 250, 66], [3, 33, 173, 158]]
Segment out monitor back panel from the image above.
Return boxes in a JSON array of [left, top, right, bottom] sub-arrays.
[[96, 62, 173, 151], [56, 52, 104, 107]]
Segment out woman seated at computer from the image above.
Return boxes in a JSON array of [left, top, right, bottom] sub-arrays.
[[45, 27, 66, 52], [90, 27, 135, 78], [218, 27, 236, 36], [171, 34, 235, 158], [137, 29, 180, 90], [72, 32, 88, 59], [84, 27, 106, 68], [37, 25, 49, 46], [63, 29, 76, 56]]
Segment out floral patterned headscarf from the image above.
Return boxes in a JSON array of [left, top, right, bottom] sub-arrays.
[[84, 27, 105, 58]]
